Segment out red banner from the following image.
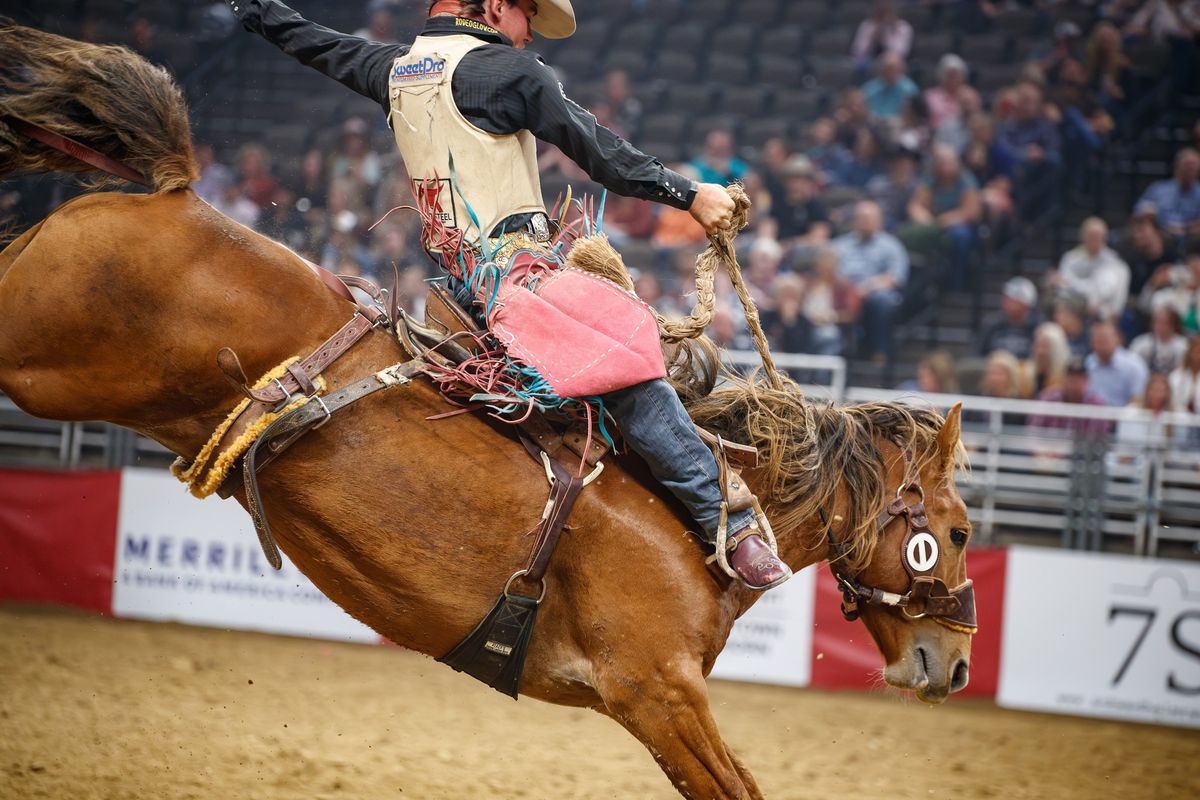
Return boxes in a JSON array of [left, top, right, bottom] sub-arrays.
[[809, 547, 1006, 696], [0, 468, 119, 613]]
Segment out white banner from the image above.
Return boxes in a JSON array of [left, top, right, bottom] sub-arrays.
[[113, 469, 378, 643], [709, 564, 816, 687], [998, 546, 1200, 728]]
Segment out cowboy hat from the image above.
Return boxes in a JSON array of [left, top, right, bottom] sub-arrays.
[[532, 0, 576, 39]]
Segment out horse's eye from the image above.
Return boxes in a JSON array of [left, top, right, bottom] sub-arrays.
[[950, 528, 969, 547]]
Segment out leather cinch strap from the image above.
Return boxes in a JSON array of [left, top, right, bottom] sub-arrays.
[[241, 361, 425, 569]]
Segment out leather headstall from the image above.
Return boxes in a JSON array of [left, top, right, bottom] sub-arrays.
[[821, 482, 977, 635]]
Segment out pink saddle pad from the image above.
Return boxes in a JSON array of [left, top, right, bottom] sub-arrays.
[[489, 264, 666, 397]]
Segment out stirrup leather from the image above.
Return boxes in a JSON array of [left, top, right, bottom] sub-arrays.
[[705, 434, 781, 581]]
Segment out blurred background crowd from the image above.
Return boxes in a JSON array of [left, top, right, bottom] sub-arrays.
[[3, 0, 1200, 419]]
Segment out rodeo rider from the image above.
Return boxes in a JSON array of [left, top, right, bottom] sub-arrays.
[[225, 0, 791, 591]]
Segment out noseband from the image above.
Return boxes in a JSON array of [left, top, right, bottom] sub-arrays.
[[820, 480, 978, 635]]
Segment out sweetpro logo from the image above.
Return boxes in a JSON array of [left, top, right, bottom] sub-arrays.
[[391, 56, 446, 82]]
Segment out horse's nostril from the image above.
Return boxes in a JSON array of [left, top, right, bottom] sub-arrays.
[[950, 659, 970, 692]]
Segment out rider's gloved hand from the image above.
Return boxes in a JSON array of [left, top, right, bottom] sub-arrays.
[[225, 0, 265, 32]]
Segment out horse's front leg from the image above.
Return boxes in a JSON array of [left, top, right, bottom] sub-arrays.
[[595, 663, 762, 800]]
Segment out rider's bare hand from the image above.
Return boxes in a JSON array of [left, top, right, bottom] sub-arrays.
[[688, 183, 736, 235]]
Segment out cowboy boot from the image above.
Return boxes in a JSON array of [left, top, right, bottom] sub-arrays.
[[727, 522, 792, 591]]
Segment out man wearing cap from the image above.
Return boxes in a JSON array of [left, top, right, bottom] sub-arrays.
[[224, 0, 792, 590], [975, 277, 1040, 359]]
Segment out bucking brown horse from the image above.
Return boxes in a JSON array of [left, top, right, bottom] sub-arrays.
[[0, 26, 976, 799]]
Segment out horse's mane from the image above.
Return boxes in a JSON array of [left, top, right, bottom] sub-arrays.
[[684, 367, 962, 574], [0, 23, 197, 191]]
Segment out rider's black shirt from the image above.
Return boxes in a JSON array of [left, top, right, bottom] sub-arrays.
[[232, 2, 697, 210]]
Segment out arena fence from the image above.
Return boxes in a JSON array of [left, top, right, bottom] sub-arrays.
[[4, 354, 1199, 559]]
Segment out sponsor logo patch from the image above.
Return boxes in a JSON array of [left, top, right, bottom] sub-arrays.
[[390, 55, 447, 85]]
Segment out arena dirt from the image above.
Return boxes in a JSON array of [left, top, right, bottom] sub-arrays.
[[1, 606, 1196, 800]]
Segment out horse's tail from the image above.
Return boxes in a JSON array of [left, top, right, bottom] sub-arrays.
[[0, 23, 197, 192]]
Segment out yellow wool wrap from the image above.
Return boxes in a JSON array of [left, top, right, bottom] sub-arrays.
[[170, 357, 326, 499]]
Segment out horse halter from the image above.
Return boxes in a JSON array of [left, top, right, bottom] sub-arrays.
[[820, 480, 978, 635]]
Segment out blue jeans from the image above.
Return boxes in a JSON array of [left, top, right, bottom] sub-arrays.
[[604, 379, 756, 542]]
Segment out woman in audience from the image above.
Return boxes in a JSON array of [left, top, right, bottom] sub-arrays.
[[1131, 306, 1190, 373], [1027, 321, 1071, 396], [1169, 335, 1200, 416], [980, 349, 1028, 399], [1115, 372, 1185, 458], [897, 350, 959, 395]]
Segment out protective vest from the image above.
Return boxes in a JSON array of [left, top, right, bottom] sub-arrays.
[[387, 30, 544, 246]]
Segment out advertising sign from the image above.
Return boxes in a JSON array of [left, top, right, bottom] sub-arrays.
[[710, 564, 816, 687], [112, 469, 378, 643], [998, 547, 1200, 728]]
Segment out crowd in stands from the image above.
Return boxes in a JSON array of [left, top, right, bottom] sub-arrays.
[[3, 0, 1200, 425]]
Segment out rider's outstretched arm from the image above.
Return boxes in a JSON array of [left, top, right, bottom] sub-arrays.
[[226, 0, 405, 111]]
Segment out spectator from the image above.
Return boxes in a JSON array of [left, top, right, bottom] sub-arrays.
[[1029, 357, 1111, 436], [760, 273, 811, 355], [1086, 320, 1150, 406], [851, 0, 914, 75], [1136, 148, 1200, 240], [746, 238, 784, 309], [770, 156, 831, 249], [1168, 335, 1200, 414], [963, 112, 1015, 231], [867, 146, 920, 229], [842, 127, 886, 190], [210, 182, 260, 228], [833, 201, 909, 362], [1121, 204, 1179, 300], [292, 148, 329, 212], [237, 143, 280, 211], [192, 143, 233, 206], [329, 117, 383, 199], [367, 225, 417, 283], [1033, 20, 1083, 86], [689, 129, 748, 186], [1055, 56, 1116, 194], [258, 186, 311, 254], [635, 272, 683, 319], [797, 247, 862, 355], [757, 136, 791, 204], [834, 88, 873, 149], [602, 195, 657, 244], [1124, 0, 1200, 42], [600, 69, 642, 140], [1114, 373, 1183, 455], [979, 350, 1026, 399], [127, 15, 172, 68], [1131, 306, 1190, 373], [862, 53, 920, 120], [924, 54, 981, 135], [1054, 296, 1092, 357], [996, 81, 1062, 220], [321, 210, 369, 272], [903, 144, 981, 290], [897, 350, 960, 394], [1050, 217, 1131, 321], [1138, 248, 1200, 330], [1027, 321, 1071, 396], [652, 166, 707, 250], [354, 7, 398, 41], [976, 277, 1041, 358], [1084, 21, 1132, 111], [805, 118, 852, 185], [893, 93, 933, 154]]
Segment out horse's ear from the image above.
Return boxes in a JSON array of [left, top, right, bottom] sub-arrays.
[[936, 403, 963, 473]]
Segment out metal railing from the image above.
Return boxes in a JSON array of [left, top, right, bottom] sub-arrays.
[[5, 368, 1199, 558], [844, 388, 1200, 558]]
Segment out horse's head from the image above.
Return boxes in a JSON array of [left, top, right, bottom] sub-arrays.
[[847, 403, 974, 704]]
